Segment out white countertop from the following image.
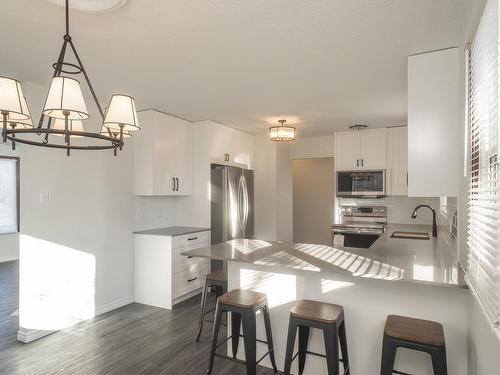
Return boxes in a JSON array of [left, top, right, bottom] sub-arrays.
[[182, 224, 466, 288]]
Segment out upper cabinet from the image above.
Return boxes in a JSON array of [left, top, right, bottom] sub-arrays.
[[335, 128, 387, 171], [206, 121, 254, 169], [407, 47, 461, 197], [387, 126, 408, 196], [134, 110, 193, 196]]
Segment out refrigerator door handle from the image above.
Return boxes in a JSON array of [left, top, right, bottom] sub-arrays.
[[238, 175, 249, 236]]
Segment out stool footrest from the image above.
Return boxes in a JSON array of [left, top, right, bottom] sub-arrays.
[[392, 370, 413, 375]]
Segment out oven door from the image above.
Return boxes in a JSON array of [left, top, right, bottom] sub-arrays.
[[332, 229, 381, 248], [336, 170, 386, 197]]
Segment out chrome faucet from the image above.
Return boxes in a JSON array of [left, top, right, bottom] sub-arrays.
[[411, 204, 438, 237]]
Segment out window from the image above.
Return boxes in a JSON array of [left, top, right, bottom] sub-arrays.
[[467, 0, 500, 326], [0, 157, 19, 235]]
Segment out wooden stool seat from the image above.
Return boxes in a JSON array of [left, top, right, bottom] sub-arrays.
[[380, 315, 447, 375], [207, 289, 278, 375], [218, 289, 267, 309], [384, 315, 445, 347], [206, 270, 228, 283], [291, 299, 344, 324], [284, 300, 350, 375]]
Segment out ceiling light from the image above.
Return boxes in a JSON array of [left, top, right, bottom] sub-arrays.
[[0, 0, 139, 156], [269, 119, 296, 142]]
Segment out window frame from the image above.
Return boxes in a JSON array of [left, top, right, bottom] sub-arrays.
[[0, 155, 20, 235]]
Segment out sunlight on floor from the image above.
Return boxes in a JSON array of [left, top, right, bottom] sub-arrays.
[[19, 234, 95, 331], [239, 268, 296, 308]]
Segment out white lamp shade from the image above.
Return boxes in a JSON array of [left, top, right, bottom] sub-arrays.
[[52, 118, 84, 137], [43, 77, 89, 120], [103, 94, 139, 131], [0, 77, 30, 119], [8, 96, 33, 128], [100, 125, 132, 138], [269, 125, 296, 142]]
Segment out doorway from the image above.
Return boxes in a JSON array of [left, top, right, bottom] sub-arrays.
[[292, 158, 335, 245]]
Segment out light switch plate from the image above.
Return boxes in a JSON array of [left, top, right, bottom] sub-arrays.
[[40, 191, 49, 204]]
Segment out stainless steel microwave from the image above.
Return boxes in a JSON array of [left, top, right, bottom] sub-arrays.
[[336, 170, 386, 198]]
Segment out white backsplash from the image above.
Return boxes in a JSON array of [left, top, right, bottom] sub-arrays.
[[337, 196, 441, 225]]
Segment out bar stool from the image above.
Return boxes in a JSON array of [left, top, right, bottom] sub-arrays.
[[207, 289, 278, 375], [284, 300, 350, 375], [196, 270, 228, 342], [380, 315, 447, 375]]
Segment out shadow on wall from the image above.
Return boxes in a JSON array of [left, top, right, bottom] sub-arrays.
[[19, 234, 95, 332]]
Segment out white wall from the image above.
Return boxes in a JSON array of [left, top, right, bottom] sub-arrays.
[[288, 135, 334, 160], [6, 81, 135, 341]]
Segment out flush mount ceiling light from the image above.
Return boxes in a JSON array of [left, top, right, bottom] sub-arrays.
[[269, 119, 296, 142], [1, 0, 139, 156], [48, 0, 127, 12]]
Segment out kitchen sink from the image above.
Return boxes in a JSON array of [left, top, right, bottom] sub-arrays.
[[391, 231, 430, 240]]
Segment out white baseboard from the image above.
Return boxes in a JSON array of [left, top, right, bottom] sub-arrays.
[[17, 295, 134, 343], [17, 328, 56, 343], [95, 296, 134, 316]]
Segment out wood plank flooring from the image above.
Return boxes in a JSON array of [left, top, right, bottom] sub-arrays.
[[0, 261, 276, 375]]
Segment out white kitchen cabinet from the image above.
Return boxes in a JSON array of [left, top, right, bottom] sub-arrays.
[[134, 230, 210, 310], [387, 126, 408, 196], [134, 110, 193, 196], [335, 128, 386, 170], [203, 120, 254, 169], [407, 47, 461, 197]]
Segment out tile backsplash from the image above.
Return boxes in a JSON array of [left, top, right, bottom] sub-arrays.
[[337, 196, 441, 225]]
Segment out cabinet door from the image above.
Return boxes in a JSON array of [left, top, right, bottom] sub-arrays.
[[173, 119, 193, 196], [335, 131, 361, 170], [407, 48, 460, 197], [234, 132, 254, 169], [153, 116, 176, 195], [360, 128, 387, 169], [208, 122, 226, 162], [387, 127, 408, 196], [223, 127, 238, 163]]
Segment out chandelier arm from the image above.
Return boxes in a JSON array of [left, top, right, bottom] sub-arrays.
[[67, 39, 105, 120]]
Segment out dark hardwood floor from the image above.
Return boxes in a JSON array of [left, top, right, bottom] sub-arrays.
[[0, 261, 275, 375]]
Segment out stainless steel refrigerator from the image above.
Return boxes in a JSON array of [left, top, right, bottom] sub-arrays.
[[210, 164, 254, 271]]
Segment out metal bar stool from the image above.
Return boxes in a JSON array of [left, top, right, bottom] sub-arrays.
[[196, 270, 228, 342], [380, 315, 447, 375], [284, 300, 350, 375], [207, 289, 278, 375]]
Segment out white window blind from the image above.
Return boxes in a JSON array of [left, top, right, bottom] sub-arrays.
[[467, 0, 500, 326], [0, 158, 18, 235]]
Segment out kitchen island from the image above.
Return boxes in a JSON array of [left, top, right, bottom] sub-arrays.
[[182, 224, 469, 375]]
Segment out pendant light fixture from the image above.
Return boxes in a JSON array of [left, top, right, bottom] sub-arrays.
[[269, 119, 296, 142], [0, 0, 139, 156]]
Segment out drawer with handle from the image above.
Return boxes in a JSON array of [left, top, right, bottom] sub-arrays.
[[172, 265, 208, 299], [172, 231, 210, 249]]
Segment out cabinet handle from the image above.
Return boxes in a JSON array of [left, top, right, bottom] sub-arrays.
[[361, 159, 364, 167], [188, 236, 198, 241], [187, 255, 194, 259], [172, 177, 176, 191], [176, 177, 179, 191], [356, 159, 359, 167], [187, 277, 198, 282]]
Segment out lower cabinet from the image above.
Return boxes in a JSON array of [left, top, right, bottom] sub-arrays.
[[134, 230, 210, 310]]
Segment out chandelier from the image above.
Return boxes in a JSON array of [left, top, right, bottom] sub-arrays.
[[0, 0, 139, 156], [269, 119, 296, 142]]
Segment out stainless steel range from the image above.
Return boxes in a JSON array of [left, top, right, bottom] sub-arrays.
[[332, 205, 387, 248]]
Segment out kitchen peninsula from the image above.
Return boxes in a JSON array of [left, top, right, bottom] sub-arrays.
[[182, 225, 469, 375]]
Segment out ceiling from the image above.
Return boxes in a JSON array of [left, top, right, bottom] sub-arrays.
[[0, 0, 482, 136]]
